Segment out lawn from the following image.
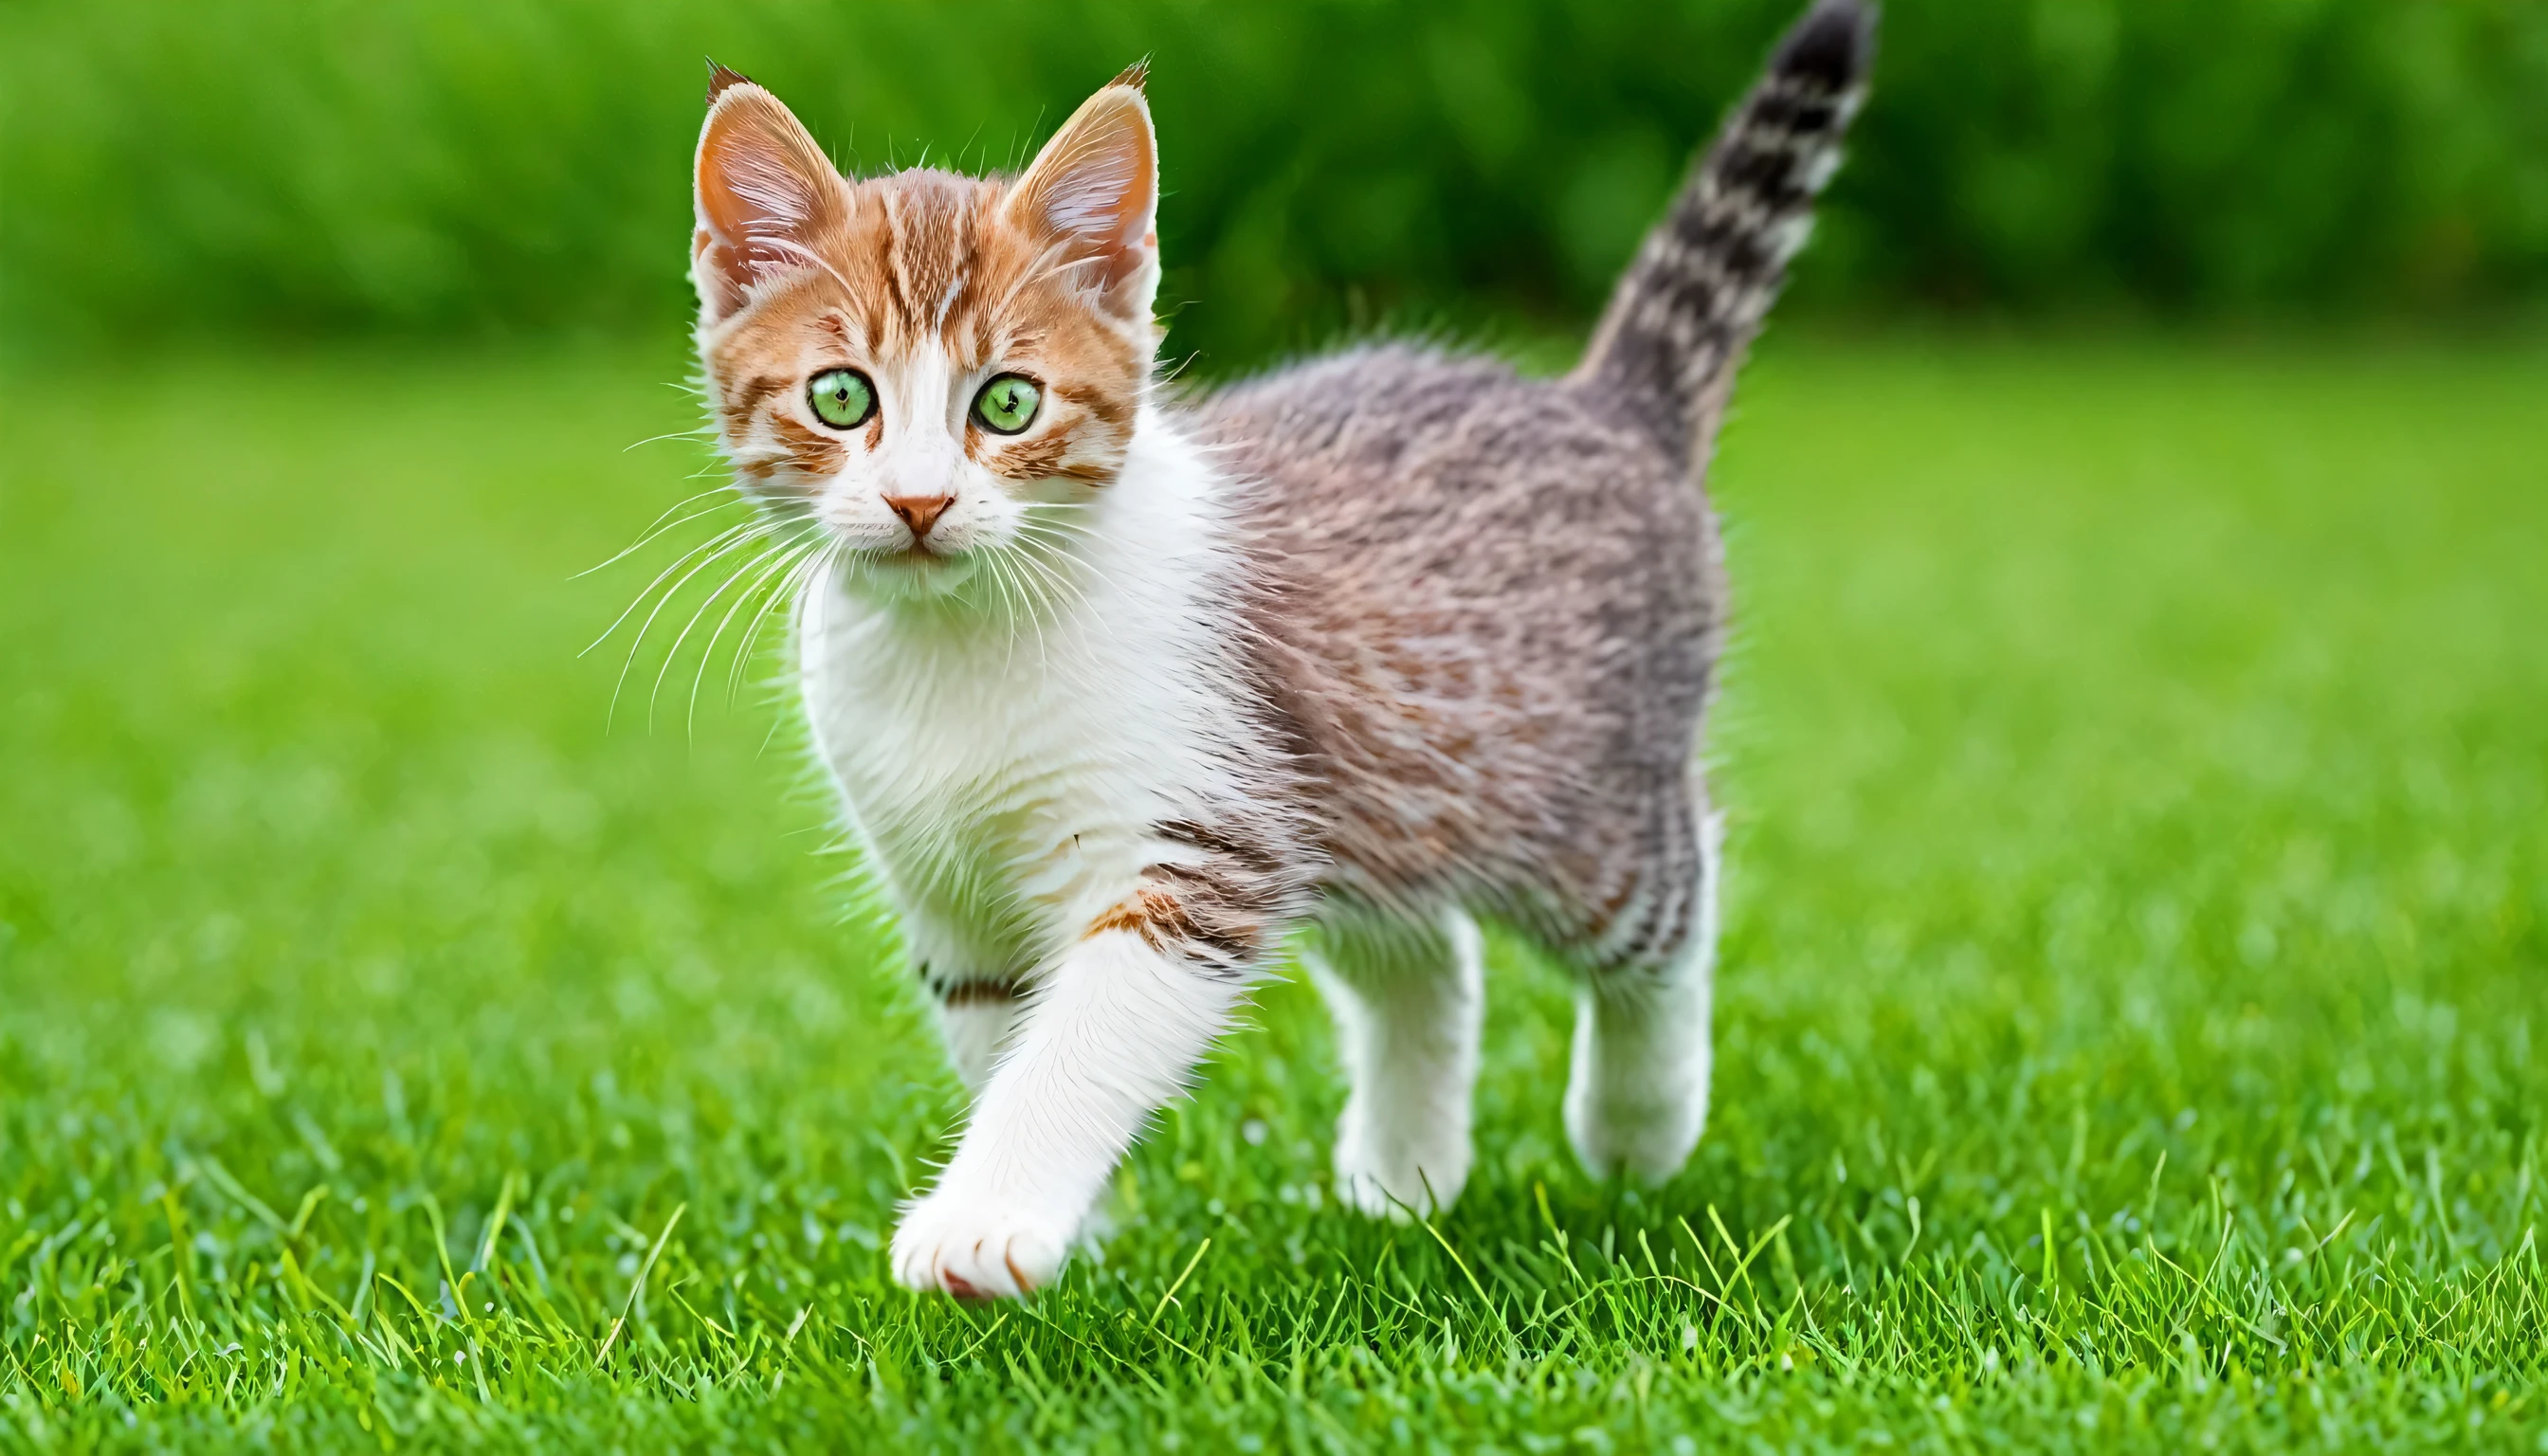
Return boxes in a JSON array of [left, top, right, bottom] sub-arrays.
[[1, 335, 2541, 1451]]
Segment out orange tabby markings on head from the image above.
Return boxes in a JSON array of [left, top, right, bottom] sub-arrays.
[[692, 75, 1156, 504]]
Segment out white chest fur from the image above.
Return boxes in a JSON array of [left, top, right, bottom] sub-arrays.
[[794, 418, 1242, 980]]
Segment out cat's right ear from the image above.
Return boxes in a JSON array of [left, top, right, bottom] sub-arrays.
[[692, 64, 844, 326]]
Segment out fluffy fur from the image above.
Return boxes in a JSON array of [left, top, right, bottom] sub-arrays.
[[679, 3, 1875, 1299]]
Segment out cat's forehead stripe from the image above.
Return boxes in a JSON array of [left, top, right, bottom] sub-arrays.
[[876, 171, 981, 350]]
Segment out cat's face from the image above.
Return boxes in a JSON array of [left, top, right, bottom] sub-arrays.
[[690, 66, 1158, 601]]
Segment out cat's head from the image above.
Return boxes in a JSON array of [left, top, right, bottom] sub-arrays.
[[689, 64, 1158, 601]]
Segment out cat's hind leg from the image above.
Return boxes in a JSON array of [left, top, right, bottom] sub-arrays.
[[934, 982, 1024, 1093], [900, 905, 1026, 1094], [1307, 901, 1485, 1219], [1557, 805, 1722, 1183]]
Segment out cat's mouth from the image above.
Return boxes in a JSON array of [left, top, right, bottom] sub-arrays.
[[853, 540, 979, 599]]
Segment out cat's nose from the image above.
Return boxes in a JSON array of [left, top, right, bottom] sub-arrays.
[[883, 494, 954, 540]]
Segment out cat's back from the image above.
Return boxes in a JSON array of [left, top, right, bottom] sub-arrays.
[[1190, 344, 1726, 899], [1198, 344, 1703, 576], [1194, 342, 1720, 666]]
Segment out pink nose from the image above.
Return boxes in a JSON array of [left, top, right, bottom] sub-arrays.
[[883, 494, 953, 539]]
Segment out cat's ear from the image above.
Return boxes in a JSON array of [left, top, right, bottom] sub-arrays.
[[692, 64, 845, 325], [1006, 64, 1158, 326]]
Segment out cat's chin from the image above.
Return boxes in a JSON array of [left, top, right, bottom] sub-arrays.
[[846, 548, 979, 602]]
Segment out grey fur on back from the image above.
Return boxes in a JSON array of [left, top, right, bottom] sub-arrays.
[[1196, 0, 1875, 969]]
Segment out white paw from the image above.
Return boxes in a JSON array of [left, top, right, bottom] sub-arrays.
[[1564, 1080, 1707, 1184], [1333, 1097, 1471, 1222], [889, 1186, 1072, 1301]]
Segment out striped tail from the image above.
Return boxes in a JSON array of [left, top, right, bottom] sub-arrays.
[[1572, 0, 1875, 473]]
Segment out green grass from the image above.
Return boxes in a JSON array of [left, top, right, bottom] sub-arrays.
[[1, 335, 2542, 1451]]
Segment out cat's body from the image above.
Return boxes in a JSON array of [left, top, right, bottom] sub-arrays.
[[1213, 345, 1721, 957], [686, 1, 1873, 1298]]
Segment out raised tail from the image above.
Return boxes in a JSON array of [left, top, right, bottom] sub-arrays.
[[1572, 0, 1875, 473]]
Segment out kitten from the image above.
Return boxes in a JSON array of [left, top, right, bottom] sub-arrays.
[[683, 0, 1873, 1299]]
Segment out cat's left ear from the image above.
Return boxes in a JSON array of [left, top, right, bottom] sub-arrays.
[[1006, 64, 1158, 326]]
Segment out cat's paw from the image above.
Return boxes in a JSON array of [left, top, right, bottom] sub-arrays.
[[1563, 1080, 1707, 1184], [1333, 1098, 1470, 1222], [889, 1188, 1071, 1300]]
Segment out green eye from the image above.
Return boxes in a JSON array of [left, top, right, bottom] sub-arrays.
[[807, 369, 875, 429], [972, 373, 1042, 435]]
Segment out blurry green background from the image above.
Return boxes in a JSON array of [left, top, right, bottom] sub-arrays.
[[6, 0, 2546, 358], [6, 2, 2547, 1448]]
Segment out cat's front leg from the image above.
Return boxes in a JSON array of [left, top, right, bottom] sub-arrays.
[[889, 860, 1276, 1299]]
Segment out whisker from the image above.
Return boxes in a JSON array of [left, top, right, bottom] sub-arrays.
[[991, 544, 1038, 664], [1000, 541, 1089, 622], [650, 529, 814, 730], [1010, 511, 1129, 622], [1003, 545, 1070, 669], [687, 532, 826, 737], [736, 540, 835, 707], [621, 425, 719, 453], [607, 525, 774, 728], [573, 493, 749, 580], [581, 519, 755, 658], [1001, 533, 1083, 617], [696, 537, 822, 731]]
